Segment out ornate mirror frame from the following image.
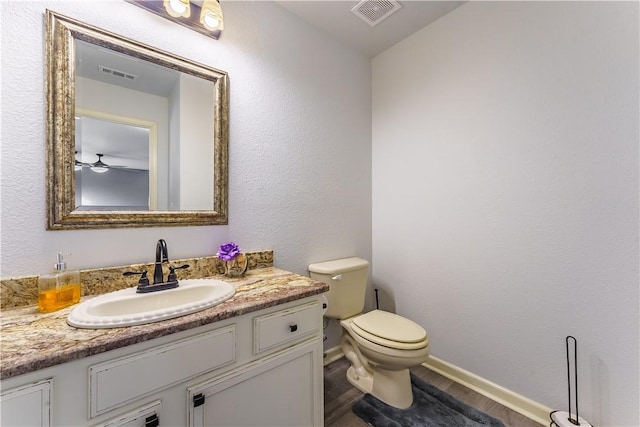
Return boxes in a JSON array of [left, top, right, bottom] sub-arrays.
[[45, 10, 229, 230]]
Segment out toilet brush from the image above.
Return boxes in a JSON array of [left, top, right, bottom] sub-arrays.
[[550, 336, 592, 427]]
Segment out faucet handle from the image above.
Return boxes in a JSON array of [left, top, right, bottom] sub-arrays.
[[167, 264, 189, 282], [123, 270, 150, 287]]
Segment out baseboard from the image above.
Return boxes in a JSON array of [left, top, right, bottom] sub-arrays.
[[323, 348, 550, 426], [422, 355, 551, 426], [323, 345, 344, 366]]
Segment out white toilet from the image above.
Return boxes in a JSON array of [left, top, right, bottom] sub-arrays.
[[309, 257, 429, 409]]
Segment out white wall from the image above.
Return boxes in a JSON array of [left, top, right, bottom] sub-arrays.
[[168, 77, 181, 210], [78, 168, 149, 209], [179, 73, 215, 210], [0, 1, 371, 279], [372, 2, 638, 426]]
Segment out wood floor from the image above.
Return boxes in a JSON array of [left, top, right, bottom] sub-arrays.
[[324, 357, 541, 427]]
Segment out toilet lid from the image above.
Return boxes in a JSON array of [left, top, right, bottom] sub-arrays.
[[351, 310, 427, 349]]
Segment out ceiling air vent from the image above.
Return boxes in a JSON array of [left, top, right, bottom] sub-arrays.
[[351, 0, 402, 27], [98, 65, 137, 81]]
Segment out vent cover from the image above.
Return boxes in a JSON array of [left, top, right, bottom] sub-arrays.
[[351, 0, 402, 27], [98, 65, 137, 81]]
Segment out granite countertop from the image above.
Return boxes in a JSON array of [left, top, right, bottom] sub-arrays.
[[0, 267, 328, 380]]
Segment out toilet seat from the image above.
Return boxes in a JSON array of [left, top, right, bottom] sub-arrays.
[[350, 310, 428, 351]]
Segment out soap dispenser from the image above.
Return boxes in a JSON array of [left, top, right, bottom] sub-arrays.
[[38, 253, 82, 313]]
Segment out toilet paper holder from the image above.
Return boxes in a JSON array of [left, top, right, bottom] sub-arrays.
[[549, 336, 592, 427]]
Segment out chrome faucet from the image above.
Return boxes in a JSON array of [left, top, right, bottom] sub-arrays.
[[153, 239, 169, 284]]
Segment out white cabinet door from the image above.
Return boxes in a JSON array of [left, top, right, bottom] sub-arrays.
[[0, 379, 51, 427], [188, 339, 323, 427]]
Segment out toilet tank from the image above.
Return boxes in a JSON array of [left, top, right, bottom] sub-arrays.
[[308, 257, 369, 319]]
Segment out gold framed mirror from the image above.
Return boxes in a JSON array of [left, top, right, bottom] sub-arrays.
[[45, 9, 228, 230]]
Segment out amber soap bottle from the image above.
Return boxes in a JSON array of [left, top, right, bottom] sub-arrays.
[[38, 253, 81, 313]]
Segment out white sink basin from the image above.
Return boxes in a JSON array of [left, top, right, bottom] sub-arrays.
[[67, 279, 235, 329]]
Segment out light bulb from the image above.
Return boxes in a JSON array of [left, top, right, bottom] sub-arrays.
[[90, 166, 109, 174], [200, 0, 224, 31], [164, 0, 190, 18], [202, 12, 221, 30]]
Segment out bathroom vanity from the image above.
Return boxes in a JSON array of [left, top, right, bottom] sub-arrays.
[[0, 267, 328, 426]]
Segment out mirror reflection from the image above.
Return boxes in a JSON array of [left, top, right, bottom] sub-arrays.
[[75, 114, 153, 211], [46, 10, 228, 229], [74, 40, 215, 212]]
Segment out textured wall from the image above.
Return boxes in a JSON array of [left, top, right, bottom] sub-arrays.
[[0, 1, 372, 281], [372, 2, 638, 426]]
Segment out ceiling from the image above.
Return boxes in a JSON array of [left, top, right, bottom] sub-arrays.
[[274, 1, 467, 58], [76, 39, 179, 98]]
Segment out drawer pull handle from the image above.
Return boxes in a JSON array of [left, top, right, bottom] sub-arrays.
[[193, 393, 206, 408], [145, 414, 159, 427], [289, 324, 298, 332]]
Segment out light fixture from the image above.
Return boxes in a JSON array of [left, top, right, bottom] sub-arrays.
[[163, 0, 190, 18], [126, 0, 223, 40], [90, 154, 109, 174], [200, 0, 224, 31]]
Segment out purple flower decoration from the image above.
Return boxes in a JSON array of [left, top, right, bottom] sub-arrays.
[[217, 242, 241, 261]]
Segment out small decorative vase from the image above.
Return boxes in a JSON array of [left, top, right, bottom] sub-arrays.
[[223, 253, 248, 277]]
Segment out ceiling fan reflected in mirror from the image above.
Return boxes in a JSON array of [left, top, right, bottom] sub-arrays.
[[90, 153, 109, 173], [75, 153, 148, 173]]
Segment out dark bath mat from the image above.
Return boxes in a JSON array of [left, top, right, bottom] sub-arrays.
[[352, 374, 505, 427]]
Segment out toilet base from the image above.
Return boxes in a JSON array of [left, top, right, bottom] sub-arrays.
[[345, 365, 373, 395], [346, 365, 414, 409]]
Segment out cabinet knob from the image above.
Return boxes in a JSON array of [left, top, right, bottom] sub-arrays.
[[289, 324, 298, 332]]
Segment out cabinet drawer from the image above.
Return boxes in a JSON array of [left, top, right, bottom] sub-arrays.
[[254, 302, 320, 354], [93, 400, 161, 427], [89, 325, 235, 417]]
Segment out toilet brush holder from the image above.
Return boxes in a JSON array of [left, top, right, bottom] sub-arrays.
[[549, 336, 592, 427]]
